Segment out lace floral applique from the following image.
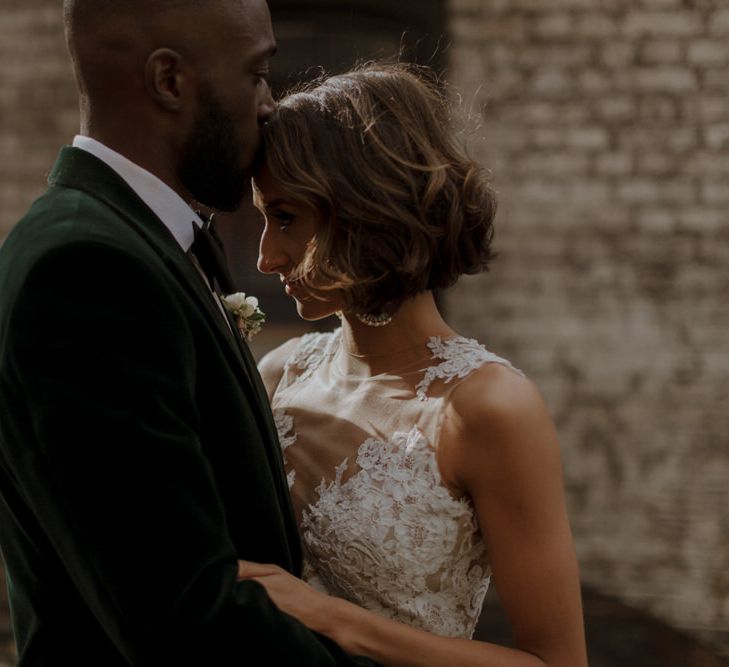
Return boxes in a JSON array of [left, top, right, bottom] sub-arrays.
[[282, 329, 340, 387], [273, 332, 523, 637], [300, 425, 490, 638], [415, 336, 525, 401], [273, 408, 297, 489]]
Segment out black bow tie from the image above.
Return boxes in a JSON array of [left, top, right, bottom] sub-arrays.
[[190, 212, 236, 294]]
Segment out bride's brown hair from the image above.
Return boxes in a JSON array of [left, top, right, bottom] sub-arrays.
[[257, 62, 497, 316]]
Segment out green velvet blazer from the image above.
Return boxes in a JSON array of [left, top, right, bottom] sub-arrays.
[[0, 148, 375, 666]]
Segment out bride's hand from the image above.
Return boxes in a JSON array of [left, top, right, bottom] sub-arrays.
[[237, 560, 372, 655], [237, 560, 334, 635]]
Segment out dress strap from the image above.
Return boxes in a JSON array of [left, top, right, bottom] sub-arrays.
[[415, 336, 524, 401]]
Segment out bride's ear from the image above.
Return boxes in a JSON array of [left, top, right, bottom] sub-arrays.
[[144, 48, 187, 113]]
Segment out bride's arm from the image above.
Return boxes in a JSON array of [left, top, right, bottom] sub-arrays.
[[437, 363, 588, 667], [238, 559, 545, 666], [239, 363, 587, 667]]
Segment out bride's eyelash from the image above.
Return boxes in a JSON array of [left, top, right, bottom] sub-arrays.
[[271, 211, 295, 229]]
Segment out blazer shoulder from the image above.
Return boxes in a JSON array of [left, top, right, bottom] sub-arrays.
[[3, 192, 128, 271], [0, 186, 180, 321]]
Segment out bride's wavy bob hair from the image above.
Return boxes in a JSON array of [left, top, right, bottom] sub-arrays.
[[257, 62, 497, 316]]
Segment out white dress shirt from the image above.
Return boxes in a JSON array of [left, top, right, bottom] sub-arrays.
[[72, 135, 234, 331], [72, 135, 204, 251]]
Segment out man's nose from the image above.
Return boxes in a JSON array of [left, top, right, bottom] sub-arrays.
[[258, 82, 276, 125]]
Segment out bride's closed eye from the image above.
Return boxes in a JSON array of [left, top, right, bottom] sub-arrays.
[[270, 210, 295, 231]]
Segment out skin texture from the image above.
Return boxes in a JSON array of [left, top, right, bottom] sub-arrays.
[[255, 165, 345, 320], [65, 0, 276, 210], [250, 169, 589, 666]]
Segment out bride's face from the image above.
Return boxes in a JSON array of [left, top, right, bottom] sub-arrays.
[[254, 166, 345, 320]]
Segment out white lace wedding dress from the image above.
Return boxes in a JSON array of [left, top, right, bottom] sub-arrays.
[[270, 328, 524, 639]]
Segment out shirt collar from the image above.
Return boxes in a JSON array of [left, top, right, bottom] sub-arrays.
[[72, 135, 204, 251]]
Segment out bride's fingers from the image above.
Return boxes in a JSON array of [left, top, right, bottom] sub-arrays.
[[237, 559, 257, 579], [236, 559, 280, 579]]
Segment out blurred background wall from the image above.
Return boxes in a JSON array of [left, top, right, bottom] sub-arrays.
[[446, 0, 729, 658], [1, 0, 728, 665]]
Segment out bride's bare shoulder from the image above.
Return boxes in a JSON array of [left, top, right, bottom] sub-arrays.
[[440, 360, 561, 492], [257, 337, 302, 400], [451, 360, 541, 426]]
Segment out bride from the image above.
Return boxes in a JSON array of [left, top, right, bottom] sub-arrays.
[[239, 63, 588, 667]]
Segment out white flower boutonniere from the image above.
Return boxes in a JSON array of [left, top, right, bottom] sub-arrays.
[[220, 292, 266, 341]]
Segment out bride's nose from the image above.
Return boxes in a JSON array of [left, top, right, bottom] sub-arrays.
[[257, 224, 288, 275]]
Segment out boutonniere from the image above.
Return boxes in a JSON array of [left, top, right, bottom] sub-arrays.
[[220, 292, 266, 341]]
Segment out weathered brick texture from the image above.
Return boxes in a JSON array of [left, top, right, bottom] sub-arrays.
[[2, 0, 729, 663], [446, 0, 729, 656], [0, 1, 77, 239]]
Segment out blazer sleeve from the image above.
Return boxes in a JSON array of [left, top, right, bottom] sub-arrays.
[[2, 239, 377, 666]]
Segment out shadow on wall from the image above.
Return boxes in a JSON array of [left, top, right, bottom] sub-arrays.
[[477, 586, 729, 667]]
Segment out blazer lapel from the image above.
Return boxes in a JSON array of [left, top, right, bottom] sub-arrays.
[[220, 309, 293, 514], [48, 148, 250, 381], [221, 309, 272, 425], [47, 147, 294, 522]]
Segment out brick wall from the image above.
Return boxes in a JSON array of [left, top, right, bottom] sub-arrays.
[[446, 0, 729, 655], [0, 0, 78, 238], [2, 0, 729, 661]]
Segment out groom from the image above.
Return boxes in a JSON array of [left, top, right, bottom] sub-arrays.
[[0, 1, 375, 665]]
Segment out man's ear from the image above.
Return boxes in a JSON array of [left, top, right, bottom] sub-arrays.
[[144, 48, 188, 112]]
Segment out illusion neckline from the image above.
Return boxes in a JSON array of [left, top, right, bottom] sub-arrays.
[[329, 329, 473, 383]]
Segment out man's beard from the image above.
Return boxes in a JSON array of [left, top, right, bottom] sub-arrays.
[[178, 84, 252, 212]]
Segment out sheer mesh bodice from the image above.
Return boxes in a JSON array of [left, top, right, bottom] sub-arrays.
[[270, 328, 524, 638]]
